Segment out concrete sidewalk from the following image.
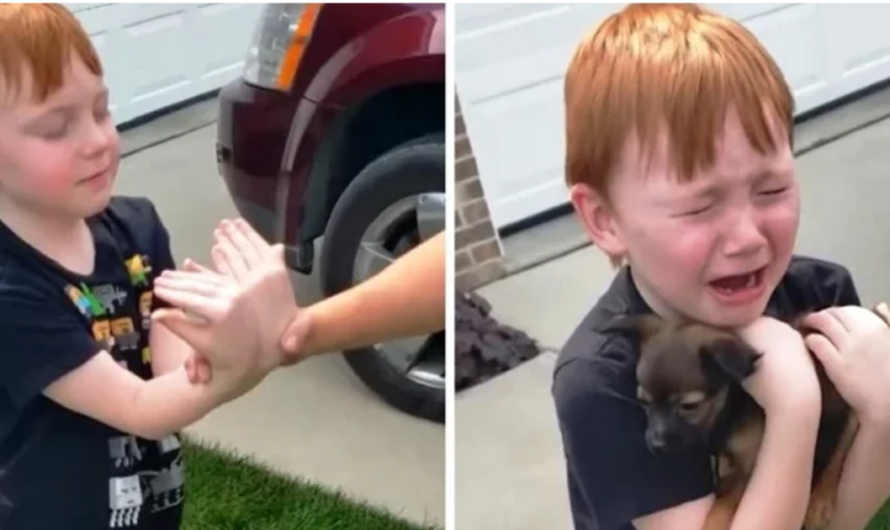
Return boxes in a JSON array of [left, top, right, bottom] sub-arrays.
[[113, 124, 445, 526], [456, 113, 890, 530]]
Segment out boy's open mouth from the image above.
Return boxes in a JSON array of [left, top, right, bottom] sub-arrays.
[[707, 267, 766, 302]]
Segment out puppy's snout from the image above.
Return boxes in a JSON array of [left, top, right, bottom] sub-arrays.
[[645, 417, 672, 452], [645, 429, 668, 451]]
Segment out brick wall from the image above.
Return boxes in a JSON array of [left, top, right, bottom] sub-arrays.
[[455, 96, 506, 292]]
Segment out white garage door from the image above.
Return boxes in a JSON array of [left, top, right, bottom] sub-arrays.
[[69, 3, 263, 126], [456, 3, 890, 230]]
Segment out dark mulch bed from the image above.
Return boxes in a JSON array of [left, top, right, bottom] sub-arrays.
[[455, 290, 552, 391]]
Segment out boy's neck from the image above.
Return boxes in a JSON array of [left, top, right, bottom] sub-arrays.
[[0, 198, 95, 275], [629, 267, 684, 324]]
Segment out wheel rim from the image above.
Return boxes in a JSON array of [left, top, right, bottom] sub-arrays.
[[352, 191, 446, 389]]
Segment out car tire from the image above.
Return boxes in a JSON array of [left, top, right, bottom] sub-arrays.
[[319, 133, 445, 423]]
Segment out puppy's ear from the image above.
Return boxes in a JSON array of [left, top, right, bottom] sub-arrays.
[[600, 313, 663, 343], [699, 338, 763, 384]]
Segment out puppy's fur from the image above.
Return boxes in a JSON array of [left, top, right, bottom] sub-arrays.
[[602, 307, 890, 530]]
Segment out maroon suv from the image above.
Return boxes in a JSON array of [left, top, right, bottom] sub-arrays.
[[215, 3, 445, 423]]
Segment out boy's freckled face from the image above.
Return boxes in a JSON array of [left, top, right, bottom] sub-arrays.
[[604, 108, 799, 327], [0, 55, 120, 219]]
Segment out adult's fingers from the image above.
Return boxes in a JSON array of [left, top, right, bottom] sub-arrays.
[[211, 245, 235, 279], [213, 229, 250, 283], [219, 220, 260, 270], [233, 218, 272, 259], [801, 310, 850, 352]]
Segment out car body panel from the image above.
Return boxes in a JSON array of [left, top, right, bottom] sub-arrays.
[[217, 3, 445, 250]]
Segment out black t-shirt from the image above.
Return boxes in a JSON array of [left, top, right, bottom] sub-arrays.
[[552, 255, 861, 530], [0, 196, 184, 530]]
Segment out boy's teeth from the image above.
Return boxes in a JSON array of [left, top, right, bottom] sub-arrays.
[[745, 273, 756, 288]]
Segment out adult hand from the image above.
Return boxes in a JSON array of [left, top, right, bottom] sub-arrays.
[[158, 219, 312, 383], [802, 304, 890, 426], [735, 316, 821, 417], [151, 264, 269, 400], [153, 219, 297, 385]]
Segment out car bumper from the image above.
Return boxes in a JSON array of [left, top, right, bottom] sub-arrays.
[[215, 78, 299, 244]]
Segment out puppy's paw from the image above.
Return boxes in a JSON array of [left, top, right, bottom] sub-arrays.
[[803, 495, 834, 530]]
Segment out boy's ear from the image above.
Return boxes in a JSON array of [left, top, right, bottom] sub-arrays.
[[569, 183, 626, 260]]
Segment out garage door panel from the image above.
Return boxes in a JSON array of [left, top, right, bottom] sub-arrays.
[[69, 3, 261, 125], [194, 3, 261, 87], [457, 3, 890, 229], [832, 6, 890, 72], [456, 5, 573, 101], [743, 3, 831, 113], [709, 3, 791, 22], [455, 3, 570, 36], [124, 12, 191, 106], [470, 79, 564, 211]]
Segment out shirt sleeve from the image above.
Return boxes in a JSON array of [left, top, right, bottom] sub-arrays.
[[553, 344, 714, 530], [820, 262, 861, 307], [0, 282, 102, 410]]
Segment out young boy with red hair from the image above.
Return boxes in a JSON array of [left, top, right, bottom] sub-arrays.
[[0, 5, 291, 528], [554, 4, 890, 530]]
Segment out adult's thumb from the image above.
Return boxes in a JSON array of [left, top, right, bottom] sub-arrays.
[[152, 309, 209, 353], [280, 311, 313, 364]]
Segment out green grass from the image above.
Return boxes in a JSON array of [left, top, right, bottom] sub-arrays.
[[868, 501, 890, 530], [181, 438, 441, 530]]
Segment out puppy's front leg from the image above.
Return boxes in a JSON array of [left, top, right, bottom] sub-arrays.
[[803, 415, 860, 530]]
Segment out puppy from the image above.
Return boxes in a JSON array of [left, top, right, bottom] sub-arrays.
[[601, 307, 890, 530]]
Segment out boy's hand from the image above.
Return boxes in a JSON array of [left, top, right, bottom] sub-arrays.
[[735, 316, 821, 417], [803, 305, 890, 426]]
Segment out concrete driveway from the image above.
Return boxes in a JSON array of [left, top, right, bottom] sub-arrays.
[[456, 111, 890, 530], [113, 121, 445, 527]]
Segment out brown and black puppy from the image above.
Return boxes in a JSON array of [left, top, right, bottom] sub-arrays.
[[601, 310, 877, 530]]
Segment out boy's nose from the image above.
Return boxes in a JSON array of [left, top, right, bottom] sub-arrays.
[[722, 211, 767, 257]]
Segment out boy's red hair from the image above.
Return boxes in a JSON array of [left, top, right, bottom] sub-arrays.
[[564, 3, 794, 197], [0, 3, 102, 103]]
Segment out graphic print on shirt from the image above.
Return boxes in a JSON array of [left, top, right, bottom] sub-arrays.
[[126, 254, 152, 287], [108, 435, 186, 527], [139, 291, 153, 331], [64, 254, 185, 528], [94, 284, 128, 314]]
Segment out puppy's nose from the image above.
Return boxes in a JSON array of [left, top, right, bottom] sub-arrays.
[[645, 431, 667, 451]]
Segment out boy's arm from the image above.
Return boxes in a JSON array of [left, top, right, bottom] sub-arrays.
[[824, 420, 890, 530], [554, 336, 820, 530], [146, 203, 198, 376], [44, 349, 231, 440], [634, 404, 821, 530], [0, 284, 230, 441], [816, 265, 890, 530]]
